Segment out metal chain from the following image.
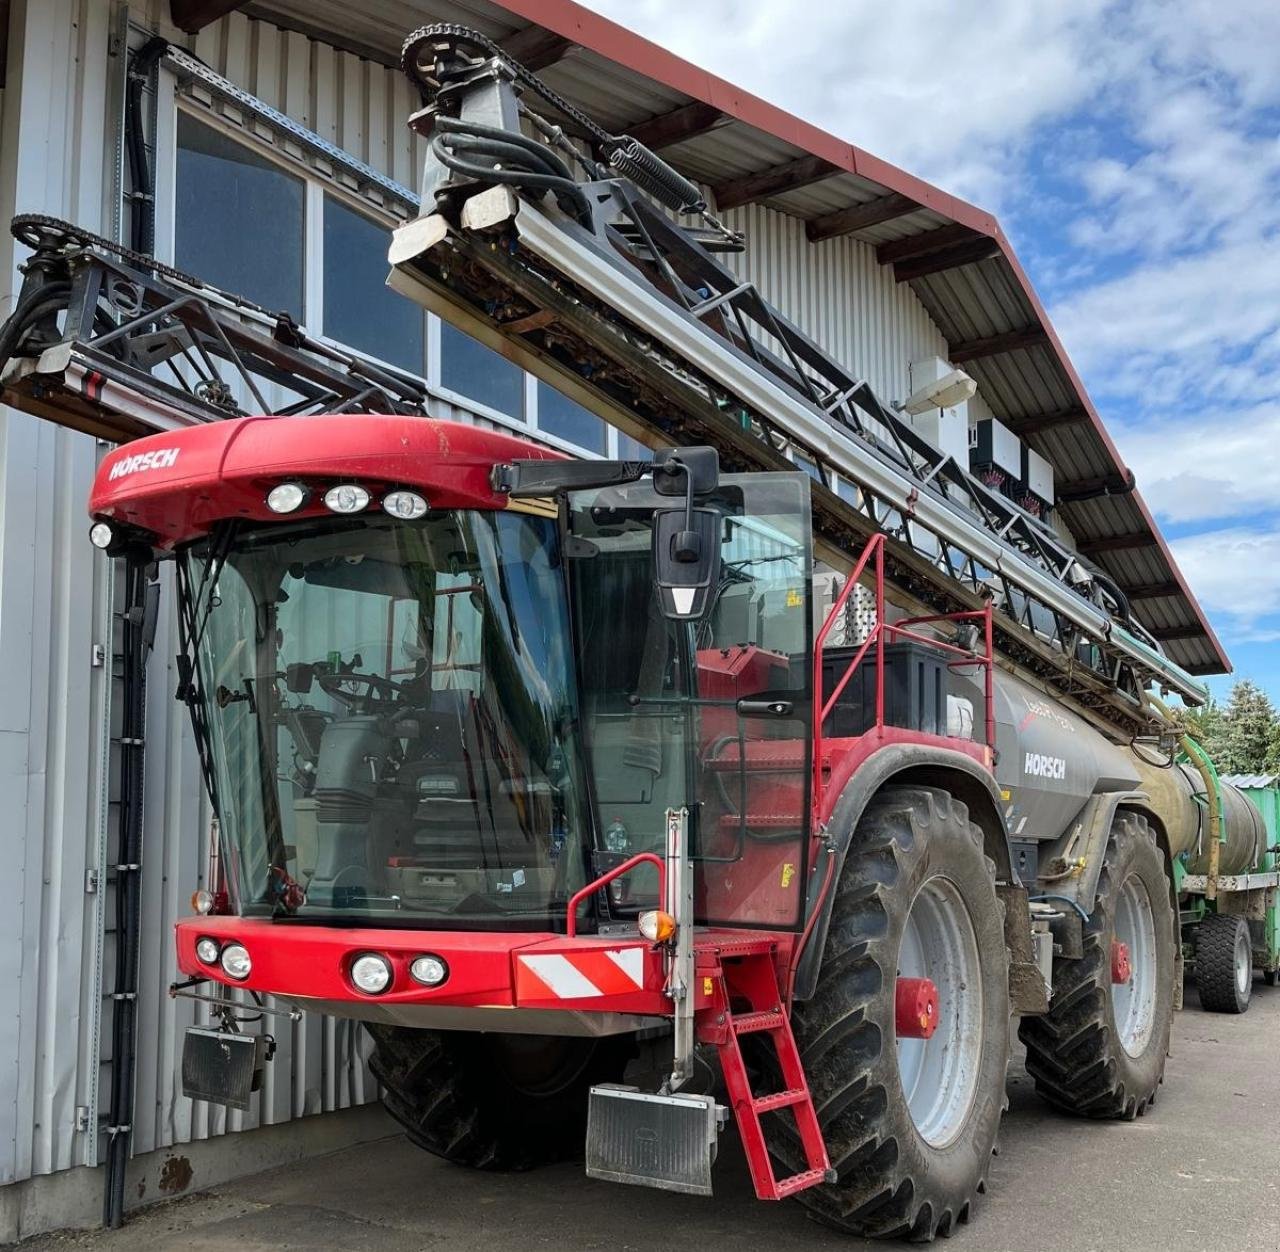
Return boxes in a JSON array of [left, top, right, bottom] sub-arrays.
[[401, 23, 619, 152], [10, 212, 288, 322]]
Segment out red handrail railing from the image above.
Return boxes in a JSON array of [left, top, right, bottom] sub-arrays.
[[812, 534, 995, 805], [565, 852, 667, 938]]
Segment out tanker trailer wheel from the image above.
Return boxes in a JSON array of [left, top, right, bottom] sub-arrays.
[[770, 786, 1009, 1241], [1195, 912, 1253, 1014], [1019, 812, 1175, 1119], [365, 1026, 633, 1170]]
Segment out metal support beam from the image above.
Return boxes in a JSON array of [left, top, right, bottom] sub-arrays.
[[1056, 470, 1137, 503], [627, 101, 728, 150], [711, 154, 839, 212], [1122, 581, 1181, 601], [1077, 531, 1155, 556], [499, 25, 577, 72], [876, 223, 981, 264], [1150, 625, 1207, 642], [1003, 406, 1088, 436], [169, 0, 245, 32], [893, 236, 1000, 282], [805, 192, 918, 243], [948, 326, 1049, 363]]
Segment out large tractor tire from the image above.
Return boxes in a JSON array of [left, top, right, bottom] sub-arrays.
[[1195, 912, 1253, 1014], [365, 1026, 633, 1170], [1019, 811, 1175, 1119], [773, 786, 1010, 1242]]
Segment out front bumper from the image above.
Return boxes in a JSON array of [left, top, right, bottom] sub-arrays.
[[176, 916, 670, 1021]]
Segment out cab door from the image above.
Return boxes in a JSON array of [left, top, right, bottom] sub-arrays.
[[568, 471, 814, 930]]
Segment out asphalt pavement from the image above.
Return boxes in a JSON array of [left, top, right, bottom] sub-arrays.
[[23, 983, 1280, 1251]]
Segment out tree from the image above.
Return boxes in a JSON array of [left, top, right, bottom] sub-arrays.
[[1214, 680, 1278, 775], [1171, 694, 1225, 762]]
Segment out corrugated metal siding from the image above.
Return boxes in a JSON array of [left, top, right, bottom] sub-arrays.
[[722, 200, 955, 409], [0, 0, 1021, 1194], [0, 0, 119, 1186]]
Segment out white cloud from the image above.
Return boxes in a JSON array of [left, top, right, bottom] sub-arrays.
[[1172, 526, 1280, 627], [578, 0, 1113, 203], [1111, 404, 1280, 523]]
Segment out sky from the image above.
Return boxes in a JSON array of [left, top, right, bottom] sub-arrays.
[[578, 0, 1280, 705]]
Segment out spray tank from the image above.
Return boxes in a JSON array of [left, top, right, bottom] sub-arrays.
[[949, 668, 1263, 873]]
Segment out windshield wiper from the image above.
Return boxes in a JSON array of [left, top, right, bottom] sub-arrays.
[[175, 521, 240, 815]]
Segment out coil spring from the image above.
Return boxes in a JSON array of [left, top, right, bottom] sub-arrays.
[[608, 138, 706, 213]]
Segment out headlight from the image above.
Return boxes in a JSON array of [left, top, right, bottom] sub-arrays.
[[89, 522, 114, 549], [351, 953, 393, 995], [195, 937, 220, 964], [220, 943, 252, 980], [323, 484, 370, 514], [381, 489, 428, 519], [409, 955, 448, 987], [191, 888, 215, 915], [266, 482, 308, 513]]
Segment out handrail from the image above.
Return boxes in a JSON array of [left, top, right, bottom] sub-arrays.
[[813, 535, 885, 803], [812, 534, 996, 804], [565, 852, 667, 938]]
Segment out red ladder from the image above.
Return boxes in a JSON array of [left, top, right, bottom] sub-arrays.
[[702, 943, 833, 1200]]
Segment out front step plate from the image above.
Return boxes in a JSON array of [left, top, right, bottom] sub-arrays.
[[586, 1084, 721, 1196]]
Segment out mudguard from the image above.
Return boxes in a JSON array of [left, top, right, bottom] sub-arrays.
[[792, 743, 1014, 1002]]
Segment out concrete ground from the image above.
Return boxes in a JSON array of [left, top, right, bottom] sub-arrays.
[[23, 985, 1280, 1252]]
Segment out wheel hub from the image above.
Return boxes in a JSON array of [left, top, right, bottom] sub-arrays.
[[895, 977, 939, 1039], [1111, 875, 1157, 1057]]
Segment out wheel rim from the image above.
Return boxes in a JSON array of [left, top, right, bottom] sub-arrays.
[[1234, 926, 1252, 997], [1112, 875, 1157, 1057], [896, 874, 983, 1148]]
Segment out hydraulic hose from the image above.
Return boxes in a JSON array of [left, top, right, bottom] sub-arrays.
[[430, 116, 593, 226], [1144, 690, 1223, 899]]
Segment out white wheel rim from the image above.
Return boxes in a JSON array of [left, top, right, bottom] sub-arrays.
[[896, 875, 983, 1148], [1234, 926, 1251, 996], [1112, 875, 1157, 1057]]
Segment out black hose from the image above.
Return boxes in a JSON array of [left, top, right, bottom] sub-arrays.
[[429, 134, 592, 226], [124, 39, 167, 255], [435, 115, 580, 181], [0, 280, 73, 366], [441, 132, 567, 178]]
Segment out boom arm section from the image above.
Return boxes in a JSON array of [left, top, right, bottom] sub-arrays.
[[388, 24, 1204, 732]]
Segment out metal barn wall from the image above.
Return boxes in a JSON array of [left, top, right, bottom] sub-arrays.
[[0, 0, 1004, 1196], [0, 0, 119, 1187]]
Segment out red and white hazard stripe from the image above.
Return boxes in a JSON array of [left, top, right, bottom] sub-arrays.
[[516, 947, 648, 1000]]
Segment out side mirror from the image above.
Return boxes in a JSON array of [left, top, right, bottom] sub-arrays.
[[653, 508, 720, 620]]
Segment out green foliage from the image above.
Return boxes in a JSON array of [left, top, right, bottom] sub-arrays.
[[1185, 680, 1280, 776]]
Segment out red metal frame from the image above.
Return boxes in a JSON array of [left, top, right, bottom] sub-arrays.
[[812, 533, 995, 807], [565, 852, 667, 938]]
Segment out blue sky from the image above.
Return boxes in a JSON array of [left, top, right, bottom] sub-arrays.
[[581, 0, 1280, 704]]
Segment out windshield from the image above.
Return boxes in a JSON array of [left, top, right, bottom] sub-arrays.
[[184, 509, 589, 927]]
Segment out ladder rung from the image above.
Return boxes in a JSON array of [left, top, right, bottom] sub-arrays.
[[773, 1168, 831, 1199], [752, 1088, 807, 1113], [732, 1009, 785, 1034]]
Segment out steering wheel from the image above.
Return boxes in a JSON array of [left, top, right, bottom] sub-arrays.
[[315, 669, 408, 710]]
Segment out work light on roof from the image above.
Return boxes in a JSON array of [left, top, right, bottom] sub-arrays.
[[89, 522, 114, 549], [266, 482, 308, 514], [382, 489, 428, 520], [323, 484, 370, 514]]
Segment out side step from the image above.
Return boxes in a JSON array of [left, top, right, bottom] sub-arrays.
[[585, 1085, 724, 1197], [715, 950, 834, 1201]]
